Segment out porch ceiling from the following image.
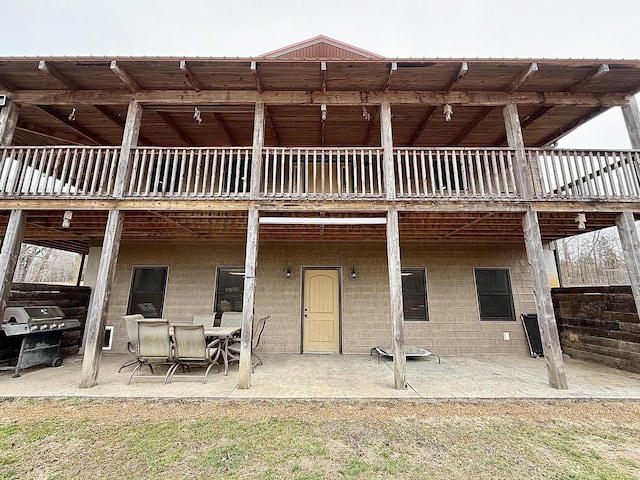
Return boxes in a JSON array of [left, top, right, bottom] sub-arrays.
[[2, 57, 639, 149], [0, 209, 623, 255]]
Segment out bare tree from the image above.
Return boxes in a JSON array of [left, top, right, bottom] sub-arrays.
[[13, 244, 80, 284]]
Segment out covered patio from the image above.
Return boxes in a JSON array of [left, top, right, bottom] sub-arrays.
[[1, 353, 639, 400]]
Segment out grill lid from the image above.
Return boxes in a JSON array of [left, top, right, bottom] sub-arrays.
[[3, 306, 65, 324]]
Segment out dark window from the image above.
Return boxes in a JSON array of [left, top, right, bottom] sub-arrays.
[[402, 268, 428, 321], [126, 267, 168, 318], [214, 267, 245, 313], [474, 268, 515, 321]]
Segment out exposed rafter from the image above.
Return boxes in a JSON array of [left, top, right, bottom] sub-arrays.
[[110, 61, 140, 91], [452, 107, 494, 145], [539, 106, 603, 147], [251, 61, 264, 93], [179, 60, 201, 92], [14, 125, 80, 145], [383, 62, 397, 91], [211, 112, 236, 146], [320, 62, 327, 93], [150, 211, 206, 238], [507, 63, 538, 93], [362, 105, 380, 146], [445, 62, 469, 93], [438, 213, 495, 240], [92, 105, 153, 145], [33, 105, 107, 145], [408, 106, 437, 146], [156, 111, 197, 145], [0, 75, 16, 92], [37, 61, 77, 90], [570, 63, 609, 93], [265, 105, 280, 147]]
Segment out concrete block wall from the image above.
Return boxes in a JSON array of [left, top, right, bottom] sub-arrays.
[[104, 240, 533, 356]]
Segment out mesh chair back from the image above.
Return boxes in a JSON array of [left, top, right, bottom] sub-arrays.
[[192, 313, 215, 328], [137, 321, 171, 359], [221, 312, 243, 327], [123, 314, 144, 346], [173, 324, 207, 361]]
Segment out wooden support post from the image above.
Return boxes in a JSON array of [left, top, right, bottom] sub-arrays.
[[523, 210, 568, 389], [0, 100, 20, 146], [380, 98, 396, 199], [622, 97, 640, 149], [386, 208, 407, 389], [79, 209, 124, 388], [113, 101, 142, 198], [616, 211, 640, 316], [238, 207, 259, 389], [250, 102, 265, 199], [0, 210, 25, 313], [504, 103, 537, 199]]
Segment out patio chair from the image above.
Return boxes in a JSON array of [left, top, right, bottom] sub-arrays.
[[117, 314, 144, 372], [165, 323, 220, 384], [127, 320, 173, 384], [220, 311, 243, 327], [227, 315, 270, 371], [192, 313, 216, 328]]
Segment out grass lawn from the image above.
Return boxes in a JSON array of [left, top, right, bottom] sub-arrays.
[[1, 398, 639, 479]]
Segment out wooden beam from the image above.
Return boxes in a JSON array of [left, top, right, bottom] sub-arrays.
[[452, 106, 494, 145], [156, 111, 196, 146], [507, 63, 538, 93], [113, 101, 142, 198], [622, 96, 640, 149], [616, 211, 640, 317], [445, 62, 469, 93], [211, 112, 237, 146], [408, 106, 437, 146], [570, 63, 609, 93], [151, 211, 205, 238], [0, 210, 25, 314], [179, 60, 201, 92], [37, 61, 77, 90], [9, 89, 631, 108], [503, 103, 535, 199], [384, 62, 397, 91], [522, 209, 568, 389], [380, 98, 395, 199], [0, 100, 20, 146], [238, 207, 259, 389], [320, 62, 327, 93], [79, 209, 123, 388], [251, 62, 264, 93], [33, 105, 106, 145], [438, 212, 494, 239], [110, 61, 140, 92], [386, 208, 407, 390]]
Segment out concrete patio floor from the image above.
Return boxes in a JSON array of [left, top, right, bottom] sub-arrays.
[[2, 352, 640, 400]]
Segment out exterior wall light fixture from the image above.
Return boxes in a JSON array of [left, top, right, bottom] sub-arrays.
[[350, 264, 357, 279], [285, 264, 292, 278]]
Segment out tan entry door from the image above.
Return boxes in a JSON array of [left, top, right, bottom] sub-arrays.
[[303, 269, 340, 353]]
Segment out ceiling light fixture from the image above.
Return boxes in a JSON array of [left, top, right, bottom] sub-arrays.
[[443, 104, 453, 122]]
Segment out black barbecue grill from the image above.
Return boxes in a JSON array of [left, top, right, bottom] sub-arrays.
[[0, 306, 80, 377]]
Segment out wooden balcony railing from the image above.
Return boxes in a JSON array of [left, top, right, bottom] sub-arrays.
[[2, 145, 639, 204], [126, 147, 252, 197], [261, 148, 385, 199], [0, 146, 120, 197], [530, 149, 640, 200], [394, 148, 518, 199]]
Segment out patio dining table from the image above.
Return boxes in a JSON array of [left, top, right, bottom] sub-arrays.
[[204, 326, 241, 376], [168, 325, 241, 376]]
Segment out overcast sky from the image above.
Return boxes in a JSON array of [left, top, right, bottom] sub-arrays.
[[1, 0, 639, 148]]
